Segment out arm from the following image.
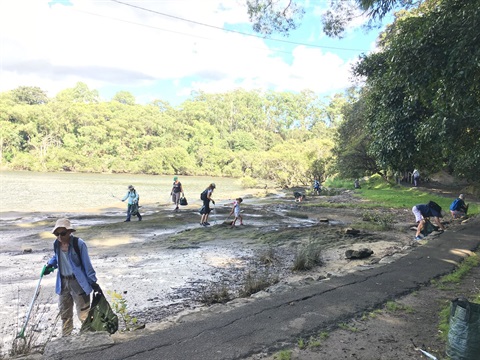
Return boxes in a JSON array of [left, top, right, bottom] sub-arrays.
[[433, 217, 445, 231], [79, 241, 97, 284], [121, 192, 128, 201]]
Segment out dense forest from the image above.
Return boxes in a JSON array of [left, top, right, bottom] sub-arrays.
[[2, 0, 479, 186], [0, 84, 341, 187]]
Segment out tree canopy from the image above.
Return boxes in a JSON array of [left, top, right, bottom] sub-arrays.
[[0, 83, 337, 188]]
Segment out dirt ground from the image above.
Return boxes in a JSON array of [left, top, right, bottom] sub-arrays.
[[0, 180, 478, 359]]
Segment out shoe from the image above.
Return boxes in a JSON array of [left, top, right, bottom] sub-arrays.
[[204, 222, 210, 226], [414, 236, 422, 241], [124, 220, 130, 222], [138, 217, 142, 221], [200, 222, 205, 226]]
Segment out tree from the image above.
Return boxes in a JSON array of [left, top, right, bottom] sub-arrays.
[[112, 91, 136, 105], [246, 0, 416, 38], [11, 86, 49, 105], [354, 0, 480, 180]]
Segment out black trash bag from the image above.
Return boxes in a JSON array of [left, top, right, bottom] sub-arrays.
[[446, 297, 480, 360], [180, 196, 188, 206], [421, 219, 437, 236], [81, 291, 119, 334], [131, 203, 139, 216]]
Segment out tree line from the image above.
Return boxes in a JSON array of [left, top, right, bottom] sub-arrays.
[[0, 84, 341, 188]]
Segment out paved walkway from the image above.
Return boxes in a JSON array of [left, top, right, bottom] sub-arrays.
[[55, 219, 480, 360]]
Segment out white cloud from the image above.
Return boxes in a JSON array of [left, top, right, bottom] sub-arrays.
[[0, 0, 368, 104]]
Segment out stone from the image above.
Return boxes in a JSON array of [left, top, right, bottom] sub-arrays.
[[43, 331, 114, 360], [344, 228, 360, 235], [345, 248, 374, 259]]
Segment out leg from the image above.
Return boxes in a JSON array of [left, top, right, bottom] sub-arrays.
[[239, 215, 243, 225], [59, 283, 74, 336], [415, 219, 425, 237], [125, 204, 132, 221], [72, 291, 91, 325]]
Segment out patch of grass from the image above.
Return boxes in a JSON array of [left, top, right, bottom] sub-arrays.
[[319, 331, 329, 340], [338, 322, 359, 332], [199, 285, 231, 305], [238, 271, 278, 297], [362, 210, 395, 230], [258, 247, 278, 266], [434, 253, 479, 287], [297, 337, 306, 349], [274, 349, 292, 360], [292, 242, 323, 271], [308, 336, 321, 347], [384, 301, 414, 313]]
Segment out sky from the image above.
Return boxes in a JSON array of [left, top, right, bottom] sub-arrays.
[[0, 0, 385, 106]]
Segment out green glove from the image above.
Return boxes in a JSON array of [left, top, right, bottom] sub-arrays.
[[44, 265, 55, 275]]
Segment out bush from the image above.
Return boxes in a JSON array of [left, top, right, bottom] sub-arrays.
[[293, 242, 323, 271]]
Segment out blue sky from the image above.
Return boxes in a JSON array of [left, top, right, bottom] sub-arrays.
[[0, 0, 385, 106]]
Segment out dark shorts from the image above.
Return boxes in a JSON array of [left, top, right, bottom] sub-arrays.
[[203, 200, 211, 214]]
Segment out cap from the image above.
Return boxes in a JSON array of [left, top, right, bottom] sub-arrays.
[[210, 183, 216, 188], [459, 194, 465, 199], [52, 218, 76, 234], [173, 176, 178, 181], [128, 185, 134, 190]]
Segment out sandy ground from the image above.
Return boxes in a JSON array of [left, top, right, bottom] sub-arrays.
[[0, 183, 478, 359]]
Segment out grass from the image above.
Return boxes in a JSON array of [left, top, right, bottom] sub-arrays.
[[436, 252, 480, 342], [338, 322, 359, 332], [384, 301, 414, 313], [325, 174, 479, 215], [292, 242, 323, 271], [273, 350, 292, 360]]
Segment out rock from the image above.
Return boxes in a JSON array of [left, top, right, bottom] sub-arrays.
[[318, 218, 329, 223], [344, 228, 360, 235], [345, 248, 374, 259], [43, 332, 114, 359], [23, 248, 33, 253]]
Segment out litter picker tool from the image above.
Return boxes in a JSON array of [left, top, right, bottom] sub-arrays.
[[410, 339, 438, 360], [16, 265, 47, 339]]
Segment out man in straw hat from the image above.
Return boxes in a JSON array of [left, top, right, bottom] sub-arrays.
[[44, 218, 100, 336]]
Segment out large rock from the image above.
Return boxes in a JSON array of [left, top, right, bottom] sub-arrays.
[[345, 248, 374, 260], [43, 332, 114, 359]]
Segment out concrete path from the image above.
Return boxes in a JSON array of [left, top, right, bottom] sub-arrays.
[[56, 219, 480, 360]]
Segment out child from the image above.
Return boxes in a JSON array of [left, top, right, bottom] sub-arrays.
[[229, 198, 243, 227]]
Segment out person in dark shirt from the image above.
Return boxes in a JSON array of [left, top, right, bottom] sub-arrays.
[[412, 203, 446, 240]]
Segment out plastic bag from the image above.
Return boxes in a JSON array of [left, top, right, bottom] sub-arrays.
[[446, 297, 480, 359], [81, 291, 118, 334], [180, 197, 188, 206]]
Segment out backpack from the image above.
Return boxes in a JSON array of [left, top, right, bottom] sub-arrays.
[[450, 198, 461, 211], [200, 189, 208, 201], [427, 201, 442, 214]]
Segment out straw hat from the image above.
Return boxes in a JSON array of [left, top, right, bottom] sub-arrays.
[[51, 218, 76, 234]]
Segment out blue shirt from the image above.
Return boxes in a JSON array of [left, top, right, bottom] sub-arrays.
[[47, 235, 97, 295], [122, 190, 139, 205]]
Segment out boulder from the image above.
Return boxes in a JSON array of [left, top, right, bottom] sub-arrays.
[[345, 248, 374, 260]]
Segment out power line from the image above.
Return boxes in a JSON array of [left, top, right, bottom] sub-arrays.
[[110, 0, 369, 52]]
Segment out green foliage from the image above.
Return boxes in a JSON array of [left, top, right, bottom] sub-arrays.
[[353, 0, 480, 180], [273, 349, 292, 360], [0, 87, 335, 184], [107, 290, 138, 331]]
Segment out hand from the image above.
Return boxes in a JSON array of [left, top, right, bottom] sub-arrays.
[[44, 265, 55, 275], [91, 282, 102, 294]]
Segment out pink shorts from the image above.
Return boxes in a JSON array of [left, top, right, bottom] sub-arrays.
[[412, 206, 423, 223]]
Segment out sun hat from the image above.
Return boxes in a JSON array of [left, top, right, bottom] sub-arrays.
[[52, 218, 76, 234], [173, 176, 178, 181]]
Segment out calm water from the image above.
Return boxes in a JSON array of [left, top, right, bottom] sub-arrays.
[[0, 171, 251, 213]]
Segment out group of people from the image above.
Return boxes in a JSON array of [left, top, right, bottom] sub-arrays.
[[120, 179, 244, 228], [43, 179, 247, 337], [412, 194, 469, 241]]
